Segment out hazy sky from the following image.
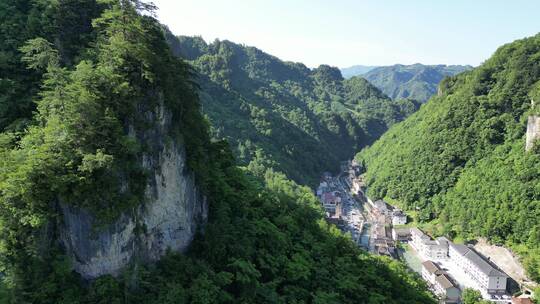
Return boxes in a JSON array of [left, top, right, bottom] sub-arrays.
[[153, 0, 540, 68]]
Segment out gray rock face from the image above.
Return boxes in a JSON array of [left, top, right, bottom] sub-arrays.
[[59, 100, 207, 279], [526, 115, 540, 151]]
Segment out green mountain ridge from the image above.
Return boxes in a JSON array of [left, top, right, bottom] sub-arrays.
[[0, 1, 434, 303], [166, 34, 420, 186], [340, 65, 379, 78], [361, 63, 473, 103], [356, 34, 540, 282]]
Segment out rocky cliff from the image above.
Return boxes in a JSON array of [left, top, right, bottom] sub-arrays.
[[59, 100, 207, 279], [526, 115, 540, 151]]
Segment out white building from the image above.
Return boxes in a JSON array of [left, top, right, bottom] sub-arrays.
[[421, 261, 461, 303], [351, 178, 364, 195], [392, 227, 411, 242], [391, 210, 407, 225], [410, 228, 449, 260], [422, 260, 444, 284], [448, 243, 507, 295], [434, 274, 461, 303]]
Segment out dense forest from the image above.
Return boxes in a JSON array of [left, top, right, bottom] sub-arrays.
[[356, 34, 540, 282], [0, 0, 435, 303], [361, 64, 472, 103], [165, 34, 420, 186]]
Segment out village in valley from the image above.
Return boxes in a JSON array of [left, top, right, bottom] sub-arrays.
[[316, 160, 536, 304]]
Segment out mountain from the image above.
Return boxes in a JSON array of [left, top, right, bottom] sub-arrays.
[[340, 65, 379, 78], [362, 64, 472, 103], [356, 34, 540, 282], [0, 1, 434, 303], [166, 34, 420, 186]]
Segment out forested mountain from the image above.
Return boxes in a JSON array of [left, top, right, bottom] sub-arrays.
[[166, 34, 420, 186], [356, 34, 540, 281], [340, 65, 378, 78], [0, 1, 434, 303], [362, 64, 472, 103]]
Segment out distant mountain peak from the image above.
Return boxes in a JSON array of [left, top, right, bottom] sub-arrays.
[[340, 65, 379, 78], [362, 63, 472, 103]]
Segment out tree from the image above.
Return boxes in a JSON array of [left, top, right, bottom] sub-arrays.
[[461, 288, 491, 304]]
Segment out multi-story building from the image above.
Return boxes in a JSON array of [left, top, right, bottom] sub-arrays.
[[322, 192, 341, 216], [373, 224, 396, 257], [421, 261, 461, 303], [448, 243, 508, 295], [391, 209, 407, 225], [421, 260, 445, 283], [434, 274, 461, 303], [392, 227, 411, 242], [410, 228, 449, 260], [411, 227, 431, 250]]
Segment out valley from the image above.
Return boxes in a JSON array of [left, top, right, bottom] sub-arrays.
[[317, 160, 535, 304], [0, 1, 539, 303]]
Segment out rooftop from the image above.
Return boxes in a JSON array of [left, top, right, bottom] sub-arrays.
[[411, 227, 431, 240], [450, 243, 507, 277], [422, 260, 441, 274], [393, 227, 411, 235], [374, 200, 388, 211], [512, 296, 534, 304], [435, 274, 458, 289]]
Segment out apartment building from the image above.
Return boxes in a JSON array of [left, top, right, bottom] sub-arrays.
[[448, 243, 507, 295]]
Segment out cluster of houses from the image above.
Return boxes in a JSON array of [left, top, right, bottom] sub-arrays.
[[393, 227, 510, 303], [367, 198, 407, 226], [319, 161, 534, 303], [362, 198, 408, 258], [371, 223, 396, 257], [343, 160, 365, 196], [316, 174, 342, 219]]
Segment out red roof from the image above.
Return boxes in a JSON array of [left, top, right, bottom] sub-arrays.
[[512, 297, 534, 304]]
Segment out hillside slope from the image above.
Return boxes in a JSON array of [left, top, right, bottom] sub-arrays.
[[0, 1, 434, 302], [356, 34, 540, 281], [363, 64, 472, 103], [167, 34, 419, 185]]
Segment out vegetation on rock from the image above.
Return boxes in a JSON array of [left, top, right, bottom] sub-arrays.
[[0, 1, 435, 302]]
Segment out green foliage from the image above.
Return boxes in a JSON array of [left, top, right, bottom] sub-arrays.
[[0, 0, 102, 131], [461, 288, 490, 304], [0, 0, 435, 303], [167, 35, 419, 186], [0, 143, 436, 303], [533, 285, 540, 304], [357, 34, 540, 281], [19, 38, 60, 70], [363, 63, 472, 103]]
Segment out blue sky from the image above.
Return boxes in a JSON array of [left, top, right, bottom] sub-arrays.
[[153, 0, 540, 68]]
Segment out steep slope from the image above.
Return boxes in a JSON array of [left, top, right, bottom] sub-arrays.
[[0, 1, 435, 303], [0, 0, 102, 131], [356, 34, 540, 281], [340, 65, 378, 78], [363, 63, 472, 102], [166, 34, 419, 185]]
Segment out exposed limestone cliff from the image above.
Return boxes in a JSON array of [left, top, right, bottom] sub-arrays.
[[526, 115, 540, 151], [59, 100, 207, 279]]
